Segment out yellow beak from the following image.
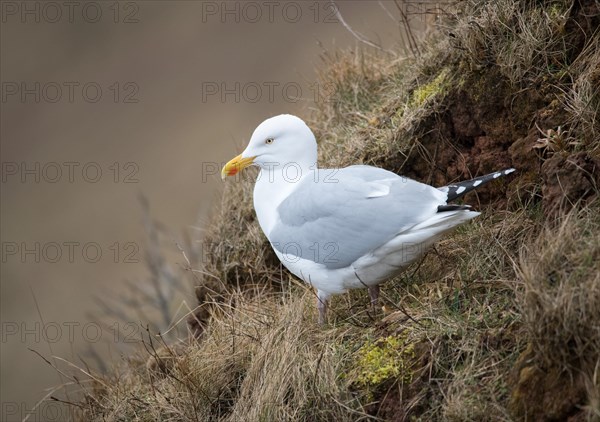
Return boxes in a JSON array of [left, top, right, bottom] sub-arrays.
[[221, 154, 256, 179]]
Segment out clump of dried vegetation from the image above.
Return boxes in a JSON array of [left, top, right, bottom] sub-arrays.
[[63, 1, 599, 420]]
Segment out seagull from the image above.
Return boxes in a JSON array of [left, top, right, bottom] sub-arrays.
[[221, 114, 514, 323]]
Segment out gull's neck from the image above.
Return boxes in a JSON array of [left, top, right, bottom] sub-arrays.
[[253, 161, 316, 236]]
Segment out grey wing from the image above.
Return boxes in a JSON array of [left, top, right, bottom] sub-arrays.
[[268, 165, 447, 269]]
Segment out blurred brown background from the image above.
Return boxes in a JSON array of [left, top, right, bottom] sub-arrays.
[[0, 1, 427, 419]]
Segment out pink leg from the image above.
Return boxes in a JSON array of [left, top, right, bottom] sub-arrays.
[[368, 285, 380, 308], [316, 290, 330, 324]]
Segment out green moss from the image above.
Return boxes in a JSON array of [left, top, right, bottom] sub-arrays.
[[353, 334, 416, 387], [548, 1, 568, 19], [410, 68, 450, 107]]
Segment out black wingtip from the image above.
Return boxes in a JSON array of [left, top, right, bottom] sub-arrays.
[[439, 168, 516, 202], [437, 204, 472, 212]]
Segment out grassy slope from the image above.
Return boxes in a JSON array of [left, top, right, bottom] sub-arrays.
[[79, 1, 599, 420]]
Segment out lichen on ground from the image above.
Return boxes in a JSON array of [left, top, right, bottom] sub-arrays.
[[410, 68, 451, 108], [352, 334, 416, 387]]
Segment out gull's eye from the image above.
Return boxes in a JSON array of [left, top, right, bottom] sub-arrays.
[[265, 138, 274, 144]]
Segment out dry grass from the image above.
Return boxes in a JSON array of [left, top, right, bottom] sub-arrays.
[[69, 1, 600, 420], [562, 37, 600, 150], [514, 205, 600, 420], [450, 0, 600, 153], [518, 206, 600, 371], [79, 288, 374, 421]]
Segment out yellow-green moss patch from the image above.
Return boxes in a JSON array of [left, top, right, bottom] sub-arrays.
[[352, 334, 416, 387], [410, 68, 451, 107]]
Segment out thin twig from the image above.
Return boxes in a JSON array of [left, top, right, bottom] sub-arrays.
[[332, 1, 384, 51]]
